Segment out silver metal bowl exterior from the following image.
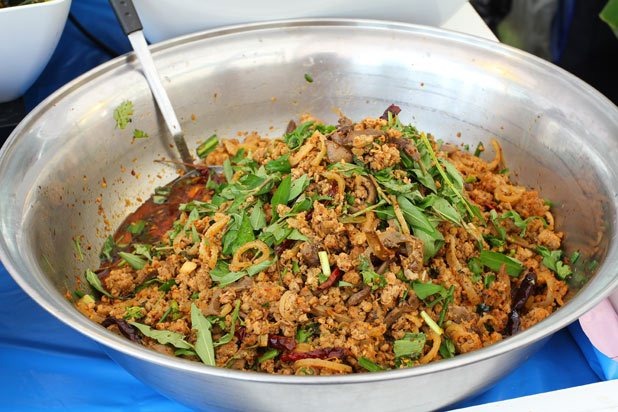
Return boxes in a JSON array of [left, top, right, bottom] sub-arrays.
[[0, 20, 617, 411]]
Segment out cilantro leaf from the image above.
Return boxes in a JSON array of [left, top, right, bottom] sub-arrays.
[[358, 256, 386, 290], [113, 100, 133, 130], [132, 129, 149, 139], [536, 246, 572, 279]]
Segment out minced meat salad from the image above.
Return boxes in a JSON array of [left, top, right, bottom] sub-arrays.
[[75, 105, 573, 375]]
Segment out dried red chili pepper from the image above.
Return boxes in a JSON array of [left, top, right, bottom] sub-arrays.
[[102, 316, 140, 342], [235, 326, 247, 343], [267, 334, 297, 351], [504, 269, 537, 336], [317, 267, 343, 290]]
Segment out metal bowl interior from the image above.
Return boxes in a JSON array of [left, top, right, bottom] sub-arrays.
[[0, 20, 617, 412]]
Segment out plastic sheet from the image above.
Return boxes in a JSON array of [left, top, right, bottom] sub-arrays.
[[2, 1, 607, 409]]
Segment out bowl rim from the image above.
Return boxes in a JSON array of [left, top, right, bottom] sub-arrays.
[[2, 18, 617, 385]]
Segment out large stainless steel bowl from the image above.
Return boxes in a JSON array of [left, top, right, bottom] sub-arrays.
[[0, 20, 617, 411]]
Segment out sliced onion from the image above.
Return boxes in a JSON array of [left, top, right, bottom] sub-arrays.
[[365, 232, 394, 261], [229, 240, 270, 271], [293, 358, 352, 373]]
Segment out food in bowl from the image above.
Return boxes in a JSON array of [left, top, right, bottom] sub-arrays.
[[0, 0, 49, 8], [74, 106, 575, 375]]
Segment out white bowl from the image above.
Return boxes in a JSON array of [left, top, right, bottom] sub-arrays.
[[0, 0, 71, 103], [133, 0, 467, 43]]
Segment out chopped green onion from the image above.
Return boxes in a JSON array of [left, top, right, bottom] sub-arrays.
[[473, 142, 485, 157], [420, 310, 443, 335], [318, 251, 331, 278], [196, 134, 218, 159], [258, 348, 280, 363], [358, 357, 384, 372]]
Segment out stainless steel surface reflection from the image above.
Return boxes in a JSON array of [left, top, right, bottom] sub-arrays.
[[0, 20, 617, 412]]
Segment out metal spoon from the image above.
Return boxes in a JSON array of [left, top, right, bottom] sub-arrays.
[[109, 0, 194, 169]]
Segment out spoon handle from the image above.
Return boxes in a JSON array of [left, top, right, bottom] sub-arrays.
[[109, 0, 142, 35], [109, 0, 194, 168]]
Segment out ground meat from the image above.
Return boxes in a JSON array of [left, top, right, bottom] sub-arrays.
[[80, 113, 572, 375]]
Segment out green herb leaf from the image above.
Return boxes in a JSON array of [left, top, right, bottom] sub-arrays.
[[127, 220, 146, 235], [130, 321, 193, 349], [113, 100, 133, 130], [397, 195, 438, 235], [600, 0, 618, 36], [265, 154, 291, 174], [271, 174, 292, 220], [132, 129, 149, 139], [479, 250, 524, 277], [358, 255, 387, 290], [430, 196, 463, 226], [124, 306, 144, 320], [133, 243, 153, 261], [223, 158, 234, 183], [191, 303, 216, 366], [246, 259, 273, 276], [73, 237, 84, 261], [175, 348, 197, 357], [412, 281, 446, 300], [235, 212, 256, 250], [358, 357, 384, 372], [500, 210, 544, 237], [196, 134, 218, 159], [410, 168, 438, 193], [259, 220, 293, 246], [249, 202, 267, 231], [287, 229, 309, 242], [439, 337, 456, 359], [374, 168, 415, 195], [393, 332, 426, 359], [210, 268, 247, 287], [85, 269, 113, 298], [100, 236, 115, 262], [158, 279, 176, 292], [215, 300, 241, 347], [288, 174, 310, 202], [118, 251, 147, 270], [484, 273, 496, 288], [327, 162, 366, 177], [468, 257, 483, 282], [284, 121, 315, 150], [536, 246, 572, 279]]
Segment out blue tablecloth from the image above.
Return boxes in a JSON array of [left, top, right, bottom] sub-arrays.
[[0, 1, 606, 410]]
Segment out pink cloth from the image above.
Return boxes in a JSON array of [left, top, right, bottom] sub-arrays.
[[579, 289, 618, 361]]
